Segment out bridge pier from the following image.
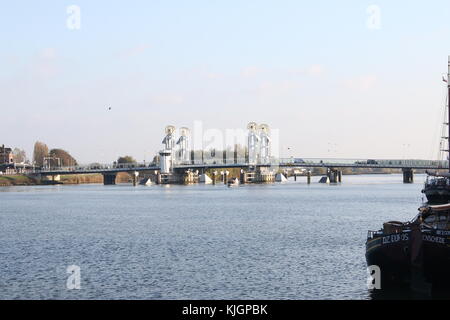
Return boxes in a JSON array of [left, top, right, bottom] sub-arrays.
[[307, 170, 311, 184], [402, 168, 414, 184], [39, 174, 61, 184], [212, 171, 217, 185], [103, 173, 117, 185], [328, 170, 336, 183], [239, 169, 256, 183], [222, 171, 229, 184], [183, 170, 195, 184], [157, 172, 161, 184], [327, 169, 342, 183], [44, 175, 61, 182], [132, 171, 139, 186]]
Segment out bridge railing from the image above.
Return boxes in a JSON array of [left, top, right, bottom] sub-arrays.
[[38, 158, 450, 173], [278, 158, 449, 168], [174, 158, 249, 166], [37, 162, 158, 173]]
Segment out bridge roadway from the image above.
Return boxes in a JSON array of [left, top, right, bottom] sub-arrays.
[[37, 158, 448, 176]]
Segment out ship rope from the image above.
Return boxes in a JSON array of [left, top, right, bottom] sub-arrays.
[[438, 91, 449, 162], [433, 83, 449, 163]]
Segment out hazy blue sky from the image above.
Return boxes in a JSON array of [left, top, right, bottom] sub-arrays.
[[2, 0, 450, 163]]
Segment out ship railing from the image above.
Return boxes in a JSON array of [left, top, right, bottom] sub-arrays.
[[367, 230, 383, 239]]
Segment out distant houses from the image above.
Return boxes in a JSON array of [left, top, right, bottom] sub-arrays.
[[0, 144, 32, 175], [0, 145, 13, 165]]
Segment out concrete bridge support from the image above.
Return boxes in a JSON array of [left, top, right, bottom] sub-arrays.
[[327, 169, 342, 183], [222, 171, 229, 184], [240, 169, 245, 184], [157, 172, 162, 184], [307, 170, 311, 184], [132, 171, 139, 186], [241, 170, 256, 183], [328, 170, 336, 183], [42, 175, 61, 182], [402, 168, 414, 184], [183, 171, 195, 184], [103, 173, 117, 185], [39, 174, 61, 184]]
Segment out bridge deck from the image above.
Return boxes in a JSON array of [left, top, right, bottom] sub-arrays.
[[36, 158, 448, 175]]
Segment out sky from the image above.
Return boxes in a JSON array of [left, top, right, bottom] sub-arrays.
[[1, 0, 450, 164]]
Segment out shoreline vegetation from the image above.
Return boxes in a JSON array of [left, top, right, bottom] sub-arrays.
[[0, 168, 425, 187], [0, 173, 132, 187]]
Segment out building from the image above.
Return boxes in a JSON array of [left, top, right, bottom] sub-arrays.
[[0, 144, 13, 164]]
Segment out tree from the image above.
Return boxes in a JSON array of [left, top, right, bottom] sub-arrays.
[[117, 156, 136, 164], [49, 149, 78, 167], [151, 155, 160, 166], [13, 148, 27, 163], [33, 141, 49, 167]]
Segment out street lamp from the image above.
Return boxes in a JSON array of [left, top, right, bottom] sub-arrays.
[[287, 147, 293, 162]]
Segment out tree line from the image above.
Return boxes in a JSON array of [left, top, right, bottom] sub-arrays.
[[33, 141, 78, 167]]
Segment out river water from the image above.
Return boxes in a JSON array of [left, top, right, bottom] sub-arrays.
[[0, 174, 427, 300]]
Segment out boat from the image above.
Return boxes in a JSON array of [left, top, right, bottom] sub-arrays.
[[366, 58, 450, 291], [366, 203, 450, 289], [227, 177, 239, 187], [422, 172, 450, 203], [275, 173, 288, 182], [139, 177, 153, 186], [422, 57, 450, 204], [199, 174, 213, 184]]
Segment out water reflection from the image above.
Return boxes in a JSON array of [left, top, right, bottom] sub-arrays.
[[0, 174, 430, 299]]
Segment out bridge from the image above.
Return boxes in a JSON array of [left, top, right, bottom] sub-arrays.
[[35, 158, 449, 185], [29, 122, 450, 185]]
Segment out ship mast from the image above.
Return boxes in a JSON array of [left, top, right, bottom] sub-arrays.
[[448, 55, 450, 172]]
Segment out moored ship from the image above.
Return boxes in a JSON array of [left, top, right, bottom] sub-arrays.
[[366, 203, 450, 289], [422, 172, 450, 204], [422, 57, 450, 204]]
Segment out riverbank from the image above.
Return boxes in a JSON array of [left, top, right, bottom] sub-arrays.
[[59, 173, 132, 184], [0, 175, 39, 186], [0, 173, 132, 186]]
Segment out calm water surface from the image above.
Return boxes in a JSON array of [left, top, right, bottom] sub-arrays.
[[0, 174, 427, 299]]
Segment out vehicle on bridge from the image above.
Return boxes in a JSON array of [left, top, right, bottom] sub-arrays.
[[355, 159, 379, 165]]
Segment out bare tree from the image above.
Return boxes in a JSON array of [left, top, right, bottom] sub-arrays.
[[33, 141, 49, 167], [12, 148, 27, 163]]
